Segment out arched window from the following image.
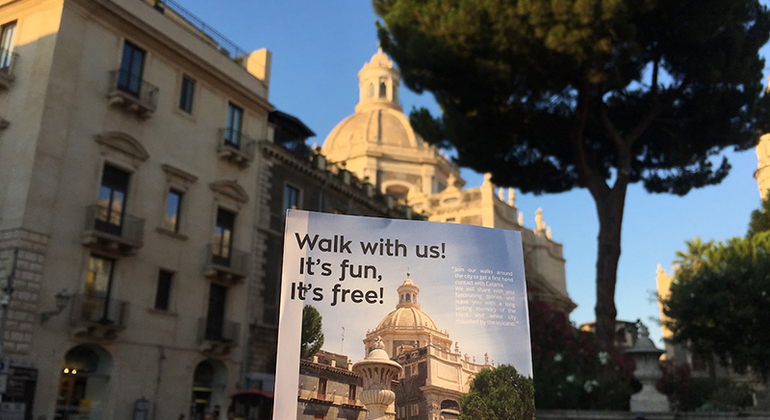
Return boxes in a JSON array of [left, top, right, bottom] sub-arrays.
[[379, 78, 387, 98]]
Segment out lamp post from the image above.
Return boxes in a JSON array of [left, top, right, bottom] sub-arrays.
[[40, 288, 72, 324]]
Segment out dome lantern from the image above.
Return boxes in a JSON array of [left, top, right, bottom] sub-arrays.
[[356, 48, 402, 113]]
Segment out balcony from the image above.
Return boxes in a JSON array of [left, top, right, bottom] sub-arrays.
[[197, 317, 239, 354], [81, 204, 145, 255], [217, 128, 256, 167], [202, 243, 248, 283], [70, 294, 129, 340], [107, 70, 159, 119], [0, 48, 18, 90]]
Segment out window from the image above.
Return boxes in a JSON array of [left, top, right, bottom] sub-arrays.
[[348, 384, 356, 404], [446, 217, 456, 223], [0, 21, 16, 73], [379, 78, 386, 98], [213, 208, 235, 265], [284, 185, 299, 215], [205, 283, 227, 340], [97, 165, 130, 236], [179, 75, 195, 113], [154, 270, 173, 311], [84, 255, 115, 321], [118, 41, 145, 97], [397, 406, 405, 418], [317, 377, 327, 399], [225, 102, 243, 148], [410, 402, 419, 416], [164, 190, 183, 232]]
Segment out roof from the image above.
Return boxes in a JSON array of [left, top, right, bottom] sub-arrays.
[[269, 110, 315, 139]]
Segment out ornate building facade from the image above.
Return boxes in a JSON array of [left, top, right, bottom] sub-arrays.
[[363, 276, 491, 420], [322, 49, 574, 313]]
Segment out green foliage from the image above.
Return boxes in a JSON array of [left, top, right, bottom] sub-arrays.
[[375, 0, 770, 195], [659, 362, 753, 412], [673, 237, 714, 275], [459, 365, 535, 420], [663, 232, 770, 380], [374, 0, 770, 348], [748, 193, 770, 237], [301, 305, 324, 359], [529, 301, 634, 410]]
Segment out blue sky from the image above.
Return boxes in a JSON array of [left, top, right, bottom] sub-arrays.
[[178, 0, 770, 345]]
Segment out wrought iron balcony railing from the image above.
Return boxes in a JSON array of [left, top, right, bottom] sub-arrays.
[[82, 204, 145, 252], [203, 243, 249, 282], [197, 317, 240, 344], [70, 293, 129, 330], [217, 128, 256, 167], [0, 48, 18, 89], [107, 69, 159, 117]]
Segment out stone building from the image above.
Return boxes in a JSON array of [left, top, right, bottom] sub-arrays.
[[321, 49, 574, 313], [0, 0, 272, 419], [246, 108, 421, 393], [363, 275, 491, 420], [296, 350, 366, 420]]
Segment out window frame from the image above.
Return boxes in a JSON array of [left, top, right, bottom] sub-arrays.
[[178, 75, 195, 113], [284, 184, 300, 216], [154, 269, 173, 311], [213, 207, 236, 265], [118, 41, 146, 97], [205, 283, 228, 341], [164, 189, 183, 233], [225, 102, 244, 148], [0, 21, 17, 72], [84, 254, 117, 322], [96, 164, 131, 236]]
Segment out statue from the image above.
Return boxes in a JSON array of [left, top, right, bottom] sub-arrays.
[[485, 352, 489, 364], [518, 211, 524, 226], [464, 353, 469, 362], [535, 208, 545, 232], [546, 226, 552, 240], [374, 336, 384, 350], [455, 342, 459, 353]]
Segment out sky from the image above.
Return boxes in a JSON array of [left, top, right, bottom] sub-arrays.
[[176, 0, 770, 346]]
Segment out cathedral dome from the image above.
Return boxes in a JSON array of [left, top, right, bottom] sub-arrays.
[[323, 107, 425, 154], [374, 276, 439, 331], [376, 306, 439, 331]]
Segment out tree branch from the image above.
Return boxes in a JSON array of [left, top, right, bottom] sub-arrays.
[[572, 67, 609, 198]]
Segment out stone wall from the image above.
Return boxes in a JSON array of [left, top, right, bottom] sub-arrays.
[[0, 228, 48, 357]]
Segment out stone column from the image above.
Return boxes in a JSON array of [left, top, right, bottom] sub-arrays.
[[353, 337, 403, 420]]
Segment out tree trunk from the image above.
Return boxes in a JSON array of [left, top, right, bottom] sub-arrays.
[[593, 184, 628, 350]]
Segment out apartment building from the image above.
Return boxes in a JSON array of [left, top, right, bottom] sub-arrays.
[[0, 0, 272, 419]]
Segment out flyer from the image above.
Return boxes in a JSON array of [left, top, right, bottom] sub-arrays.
[[274, 209, 532, 419]]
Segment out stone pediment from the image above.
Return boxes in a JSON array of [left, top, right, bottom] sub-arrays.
[[94, 131, 149, 168], [210, 180, 249, 209]]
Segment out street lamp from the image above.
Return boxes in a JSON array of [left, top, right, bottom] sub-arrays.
[[40, 289, 72, 324]]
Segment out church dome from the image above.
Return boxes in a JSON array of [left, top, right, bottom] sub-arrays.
[[322, 48, 429, 159], [323, 107, 425, 153], [374, 276, 439, 331]]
